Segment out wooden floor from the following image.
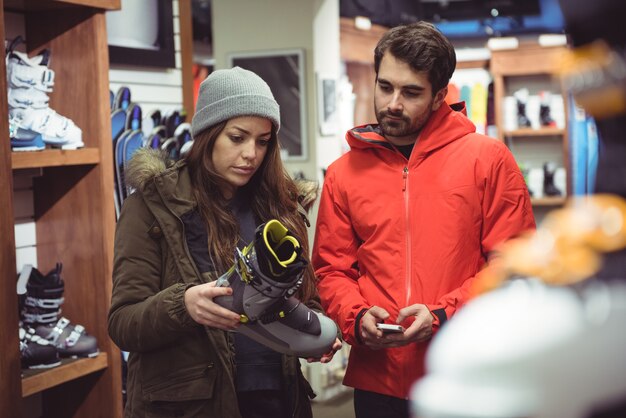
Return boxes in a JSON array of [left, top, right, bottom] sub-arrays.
[[312, 389, 355, 418]]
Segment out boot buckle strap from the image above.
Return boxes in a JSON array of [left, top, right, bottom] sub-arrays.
[[9, 63, 55, 92], [21, 309, 61, 324], [65, 324, 85, 347], [234, 247, 254, 284], [25, 295, 65, 309], [48, 317, 71, 343], [41, 68, 55, 89]]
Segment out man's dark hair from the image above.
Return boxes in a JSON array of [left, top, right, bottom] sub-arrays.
[[374, 21, 456, 94]]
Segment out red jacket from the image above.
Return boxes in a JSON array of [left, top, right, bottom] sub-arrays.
[[312, 103, 536, 398]]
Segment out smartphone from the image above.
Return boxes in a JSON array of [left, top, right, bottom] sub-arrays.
[[376, 323, 404, 334]]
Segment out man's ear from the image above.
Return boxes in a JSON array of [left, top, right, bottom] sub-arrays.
[[432, 86, 448, 111]]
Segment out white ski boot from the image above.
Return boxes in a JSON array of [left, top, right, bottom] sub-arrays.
[[6, 41, 83, 149]]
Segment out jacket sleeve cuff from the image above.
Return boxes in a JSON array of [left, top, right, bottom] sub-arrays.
[[167, 283, 199, 329], [426, 305, 448, 329], [354, 307, 370, 345]]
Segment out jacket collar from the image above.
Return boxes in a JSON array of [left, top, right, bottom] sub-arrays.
[[347, 101, 476, 159]]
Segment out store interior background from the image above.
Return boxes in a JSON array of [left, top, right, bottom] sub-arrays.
[[3, 0, 621, 417]]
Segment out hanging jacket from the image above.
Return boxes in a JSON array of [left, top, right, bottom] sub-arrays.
[[312, 102, 536, 399], [109, 149, 315, 418]]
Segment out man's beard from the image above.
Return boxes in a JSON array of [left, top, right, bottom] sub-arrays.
[[376, 110, 412, 137]]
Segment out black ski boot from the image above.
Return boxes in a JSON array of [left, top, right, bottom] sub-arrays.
[[543, 162, 562, 196], [215, 219, 337, 358], [540, 91, 557, 127], [20, 263, 99, 358], [514, 88, 532, 128]]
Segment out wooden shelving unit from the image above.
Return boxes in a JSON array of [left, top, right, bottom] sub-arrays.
[[0, 1, 122, 417], [491, 43, 571, 201]]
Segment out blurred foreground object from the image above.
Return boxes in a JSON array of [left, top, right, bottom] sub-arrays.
[[473, 194, 626, 295], [412, 195, 626, 418], [411, 278, 626, 418], [556, 40, 626, 120]]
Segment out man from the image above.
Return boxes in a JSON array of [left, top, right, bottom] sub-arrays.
[[312, 21, 536, 418]]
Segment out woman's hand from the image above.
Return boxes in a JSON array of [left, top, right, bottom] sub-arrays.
[[306, 338, 343, 364], [184, 282, 241, 330]]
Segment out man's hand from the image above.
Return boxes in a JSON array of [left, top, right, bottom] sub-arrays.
[[359, 304, 433, 349], [358, 306, 392, 349], [396, 304, 433, 343]]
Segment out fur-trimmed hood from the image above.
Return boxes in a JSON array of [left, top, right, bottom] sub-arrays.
[[125, 148, 172, 192], [294, 178, 319, 214]]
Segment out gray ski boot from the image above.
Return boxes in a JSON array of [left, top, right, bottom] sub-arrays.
[[19, 263, 99, 358], [215, 219, 337, 358]]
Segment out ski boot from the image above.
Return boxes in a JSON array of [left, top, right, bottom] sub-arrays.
[[543, 162, 562, 197], [19, 263, 99, 358], [539, 91, 557, 127], [215, 220, 337, 358], [19, 322, 61, 369], [514, 88, 532, 128], [5, 37, 83, 149]]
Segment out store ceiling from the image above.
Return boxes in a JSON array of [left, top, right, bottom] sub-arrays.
[[339, 0, 542, 28], [192, 0, 547, 44]]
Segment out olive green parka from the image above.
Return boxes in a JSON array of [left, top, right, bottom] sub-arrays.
[[109, 149, 316, 418]]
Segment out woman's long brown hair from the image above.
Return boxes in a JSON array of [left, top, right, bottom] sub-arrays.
[[186, 121, 317, 303]]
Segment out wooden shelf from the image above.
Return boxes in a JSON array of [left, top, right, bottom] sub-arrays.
[[4, 0, 119, 12], [504, 127, 565, 138], [11, 148, 100, 169], [340, 16, 388, 64], [531, 196, 566, 206], [490, 44, 565, 76], [457, 59, 489, 70], [21, 352, 108, 397]]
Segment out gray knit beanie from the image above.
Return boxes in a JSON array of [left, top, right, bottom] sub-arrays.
[[191, 66, 280, 137]]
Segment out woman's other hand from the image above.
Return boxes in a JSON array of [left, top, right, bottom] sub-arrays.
[[306, 338, 343, 364]]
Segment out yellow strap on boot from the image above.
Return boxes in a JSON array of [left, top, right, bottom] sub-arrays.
[[263, 220, 300, 276]]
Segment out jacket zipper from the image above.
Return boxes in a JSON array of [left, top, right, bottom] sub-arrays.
[[403, 166, 412, 307], [402, 166, 412, 396]]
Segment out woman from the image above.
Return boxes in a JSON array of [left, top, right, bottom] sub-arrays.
[[109, 67, 340, 418]]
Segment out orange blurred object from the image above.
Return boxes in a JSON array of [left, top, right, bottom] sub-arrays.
[[471, 194, 626, 297], [445, 83, 460, 105]]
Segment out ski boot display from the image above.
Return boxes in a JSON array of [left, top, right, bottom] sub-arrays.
[[19, 263, 99, 358], [215, 219, 337, 358]]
